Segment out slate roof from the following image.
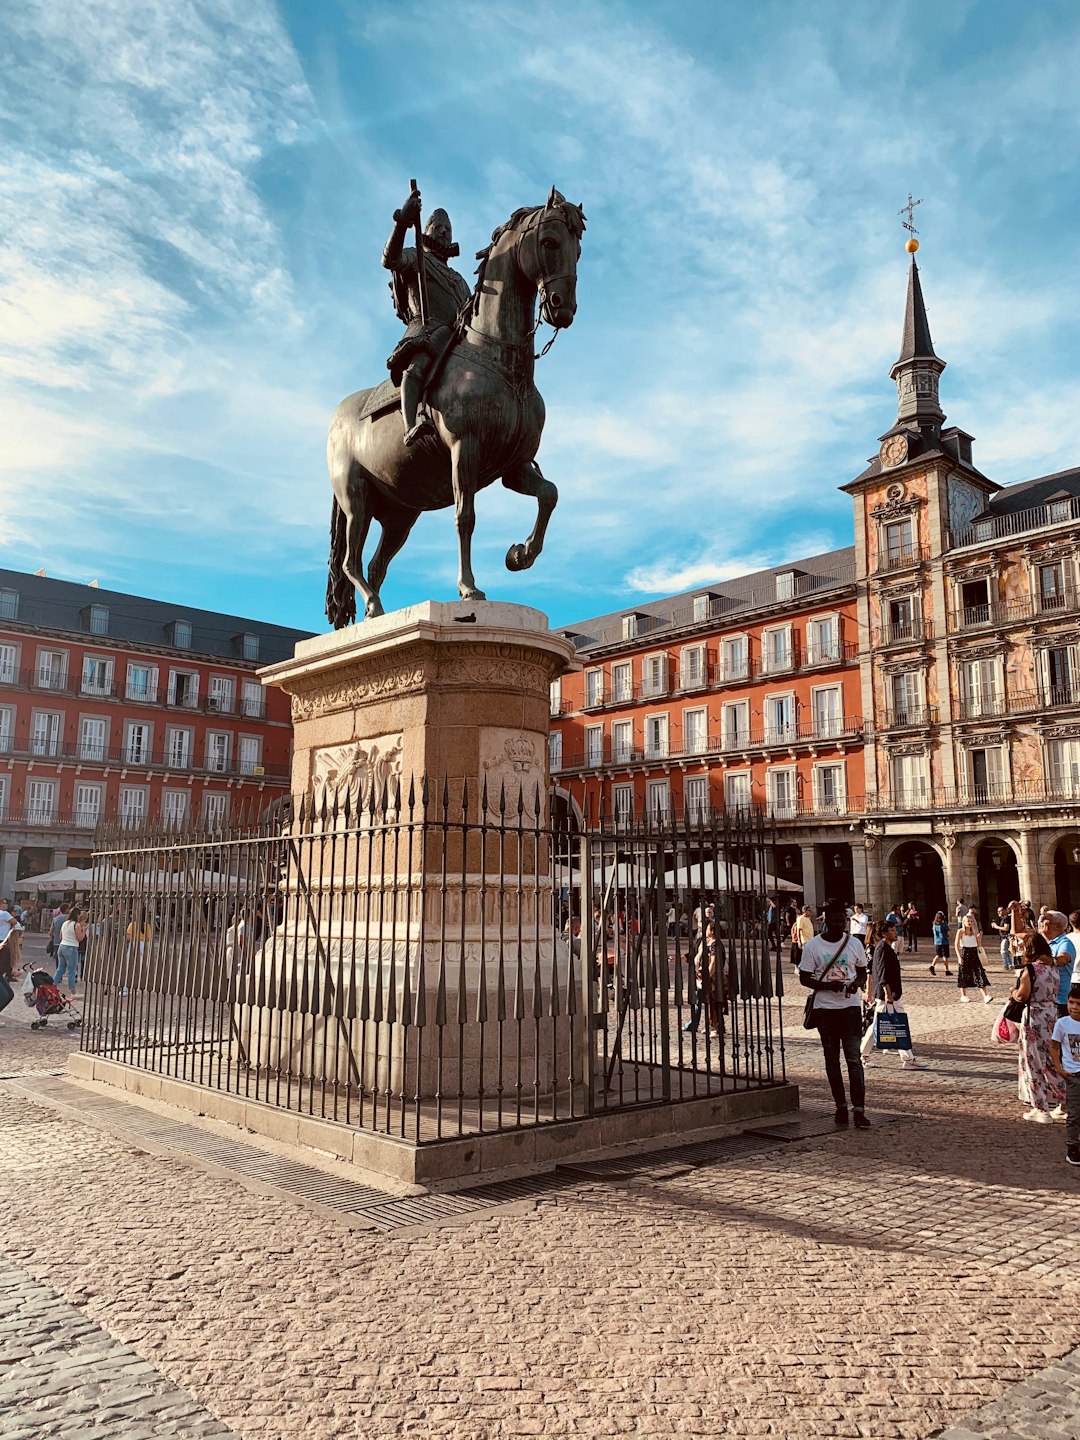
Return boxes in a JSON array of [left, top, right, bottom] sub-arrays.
[[0, 566, 314, 665], [896, 258, 937, 364], [982, 464, 1080, 518], [559, 546, 857, 650]]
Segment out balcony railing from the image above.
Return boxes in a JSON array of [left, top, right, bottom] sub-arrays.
[[0, 667, 269, 716], [556, 716, 864, 771], [875, 617, 932, 647], [881, 705, 934, 728], [949, 495, 1080, 550], [0, 734, 288, 780], [876, 544, 929, 574]]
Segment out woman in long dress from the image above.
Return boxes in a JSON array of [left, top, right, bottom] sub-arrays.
[[1010, 926, 1065, 1122], [953, 912, 993, 1002]]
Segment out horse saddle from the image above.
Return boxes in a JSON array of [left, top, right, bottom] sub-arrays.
[[356, 378, 400, 425]]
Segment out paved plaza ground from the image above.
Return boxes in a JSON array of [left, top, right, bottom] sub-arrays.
[[2, 934, 1079, 1439]]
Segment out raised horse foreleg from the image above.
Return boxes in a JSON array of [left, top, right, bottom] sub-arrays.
[[503, 460, 558, 572], [451, 438, 486, 601]]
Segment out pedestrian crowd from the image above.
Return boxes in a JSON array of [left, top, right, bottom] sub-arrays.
[[769, 889, 1080, 1167]]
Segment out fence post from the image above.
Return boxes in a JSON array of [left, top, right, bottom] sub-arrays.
[[578, 829, 595, 1110]]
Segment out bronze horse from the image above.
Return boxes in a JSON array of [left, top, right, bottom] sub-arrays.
[[325, 189, 585, 627]]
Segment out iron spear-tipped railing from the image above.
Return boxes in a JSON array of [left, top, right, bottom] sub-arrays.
[[80, 779, 785, 1145]]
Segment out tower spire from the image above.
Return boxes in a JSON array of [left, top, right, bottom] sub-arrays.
[[889, 237, 945, 433]]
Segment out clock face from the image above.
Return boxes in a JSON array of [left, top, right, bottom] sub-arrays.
[[880, 434, 909, 468]]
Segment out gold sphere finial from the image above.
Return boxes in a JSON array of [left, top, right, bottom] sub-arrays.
[[905, 236, 919, 255]]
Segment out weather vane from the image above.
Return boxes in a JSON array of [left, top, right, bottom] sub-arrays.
[[899, 193, 922, 254]]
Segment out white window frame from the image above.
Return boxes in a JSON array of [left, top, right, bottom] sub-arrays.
[[612, 661, 633, 703], [719, 633, 748, 682], [0, 774, 8, 817], [679, 644, 706, 692], [26, 778, 56, 823], [644, 712, 669, 760], [240, 680, 264, 718], [882, 516, 915, 564], [584, 667, 605, 707], [762, 624, 793, 674], [724, 770, 752, 810], [74, 783, 103, 828], [35, 648, 68, 691], [967, 744, 1006, 801], [682, 706, 708, 756], [78, 714, 109, 762], [775, 571, 795, 600], [766, 765, 798, 818], [548, 730, 563, 771], [811, 684, 843, 740], [960, 656, 1002, 718], [0, 589, 18, 620], [126, 662, 158, 703], [692, 594, 712, 623], [162, 789, 190, 826], [207, 675, 236, 713], [812, 762, 846, 814], [81, 654, 114, 696], [30, 710, 62, 757], [87, 604, 109, 636], [612, 782, 634, 824], [641, 651, 668, 698], [890, 670, 923, 723], [549, 678, 562, 715], [0, 643, 18, 685], [168, 668, 200, 709], [584, 723, 604, 768], [721, 699, 749, 750], [166, 726, 194, 770], [684, 775, 709, 823], [172, 620, 193, 649], [890, 752, 930, 808], [124, 720, 153, 765], [612, 718, 633, 764], [764, 691, 796, 745], [806, 613, 840, 665], [237, 735, 262, 776], [202, 791, 229, 826], [646, 778, 670, 821], [240, 633, 259, 662], [206, 731, 232, 774], [0, 705, 12, 753], [120, 785, 149, 824]]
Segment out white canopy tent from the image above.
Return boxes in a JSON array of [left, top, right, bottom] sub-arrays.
[[13, 865, 94, 893], [554, 859, 799, 894]]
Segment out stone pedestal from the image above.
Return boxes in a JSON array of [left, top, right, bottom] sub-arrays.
[[248, 602, 579, 1105]]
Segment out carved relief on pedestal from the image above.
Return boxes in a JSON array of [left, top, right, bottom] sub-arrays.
[[480, 728, 547, 815], [312, 733, 404, 809]]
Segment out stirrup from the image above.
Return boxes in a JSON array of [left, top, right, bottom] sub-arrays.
[[403, 416, 434, 447]]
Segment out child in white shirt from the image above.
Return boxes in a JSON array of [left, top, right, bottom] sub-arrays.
[[1049, 986, 1080, 1167]]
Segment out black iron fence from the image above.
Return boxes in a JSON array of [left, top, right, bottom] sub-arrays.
[[80, 783, 785, 1146]]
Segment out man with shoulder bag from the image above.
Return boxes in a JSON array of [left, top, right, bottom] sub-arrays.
[[800, 896, 871, 1129]]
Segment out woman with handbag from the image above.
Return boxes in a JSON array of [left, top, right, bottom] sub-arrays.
[[954, 912, 993, 1003], [1008, 904, 1065, 1123]]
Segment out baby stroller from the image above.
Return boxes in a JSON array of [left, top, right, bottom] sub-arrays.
[[23, 968, 82, 1031]]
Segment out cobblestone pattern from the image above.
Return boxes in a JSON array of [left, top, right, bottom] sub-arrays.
[[0, 959, 1075, 1438], [932, 1343, 1080, 1437], [0, 1256, 237, 1438]]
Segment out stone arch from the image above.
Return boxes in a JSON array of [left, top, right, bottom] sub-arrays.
[[969, 834, 1021, 925], [883, 838, 947, 927], [1050, 831, 1080, 914]]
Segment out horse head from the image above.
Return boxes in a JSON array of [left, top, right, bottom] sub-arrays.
[[521, 187, 586, 330]]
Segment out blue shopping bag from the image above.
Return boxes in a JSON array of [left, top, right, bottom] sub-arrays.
[[873, 1006, 912, 1051]]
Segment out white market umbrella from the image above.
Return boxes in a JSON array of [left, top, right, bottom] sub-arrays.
[[13, 865, 94, 893]]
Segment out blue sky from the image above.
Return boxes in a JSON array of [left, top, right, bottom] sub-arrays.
[[2, 0, 1079, 634]]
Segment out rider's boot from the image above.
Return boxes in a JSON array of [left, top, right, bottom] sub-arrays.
[[401, 366, 434, 446]]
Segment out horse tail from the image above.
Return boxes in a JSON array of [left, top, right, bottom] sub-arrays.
[[325, 498, 356, 630]]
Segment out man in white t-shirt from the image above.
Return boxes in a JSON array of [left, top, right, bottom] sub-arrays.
[[1050, 986, 1080, 1167], [800, 897, 869, 1129], [849, 904, 870, 940]]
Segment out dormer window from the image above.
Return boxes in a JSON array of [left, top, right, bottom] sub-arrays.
[[170, 620, 192, 649], [0, 589, 18, 620], [88, 604, 108, 635], [1047, 498, 1072, 525], [238, 633, 259, 662], [692, 593, 713, 623], [622, 614, 641, 640], [775, 571, 795, 601]]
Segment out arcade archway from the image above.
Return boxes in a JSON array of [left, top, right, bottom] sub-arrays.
[[975, 838, 1020, 925], [890, 841, 946, 928], [1053, 835, 1080, 914]]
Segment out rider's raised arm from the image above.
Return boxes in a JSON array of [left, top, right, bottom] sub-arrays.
[[383, 187, 421, 272]]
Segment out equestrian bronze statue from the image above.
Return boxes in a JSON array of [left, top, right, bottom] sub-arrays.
[[325, 184, 586, 627]]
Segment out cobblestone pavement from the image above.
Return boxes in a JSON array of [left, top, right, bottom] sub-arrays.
[[1, 956, 1078, 1438], [0, 1257, 237, 1438]]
